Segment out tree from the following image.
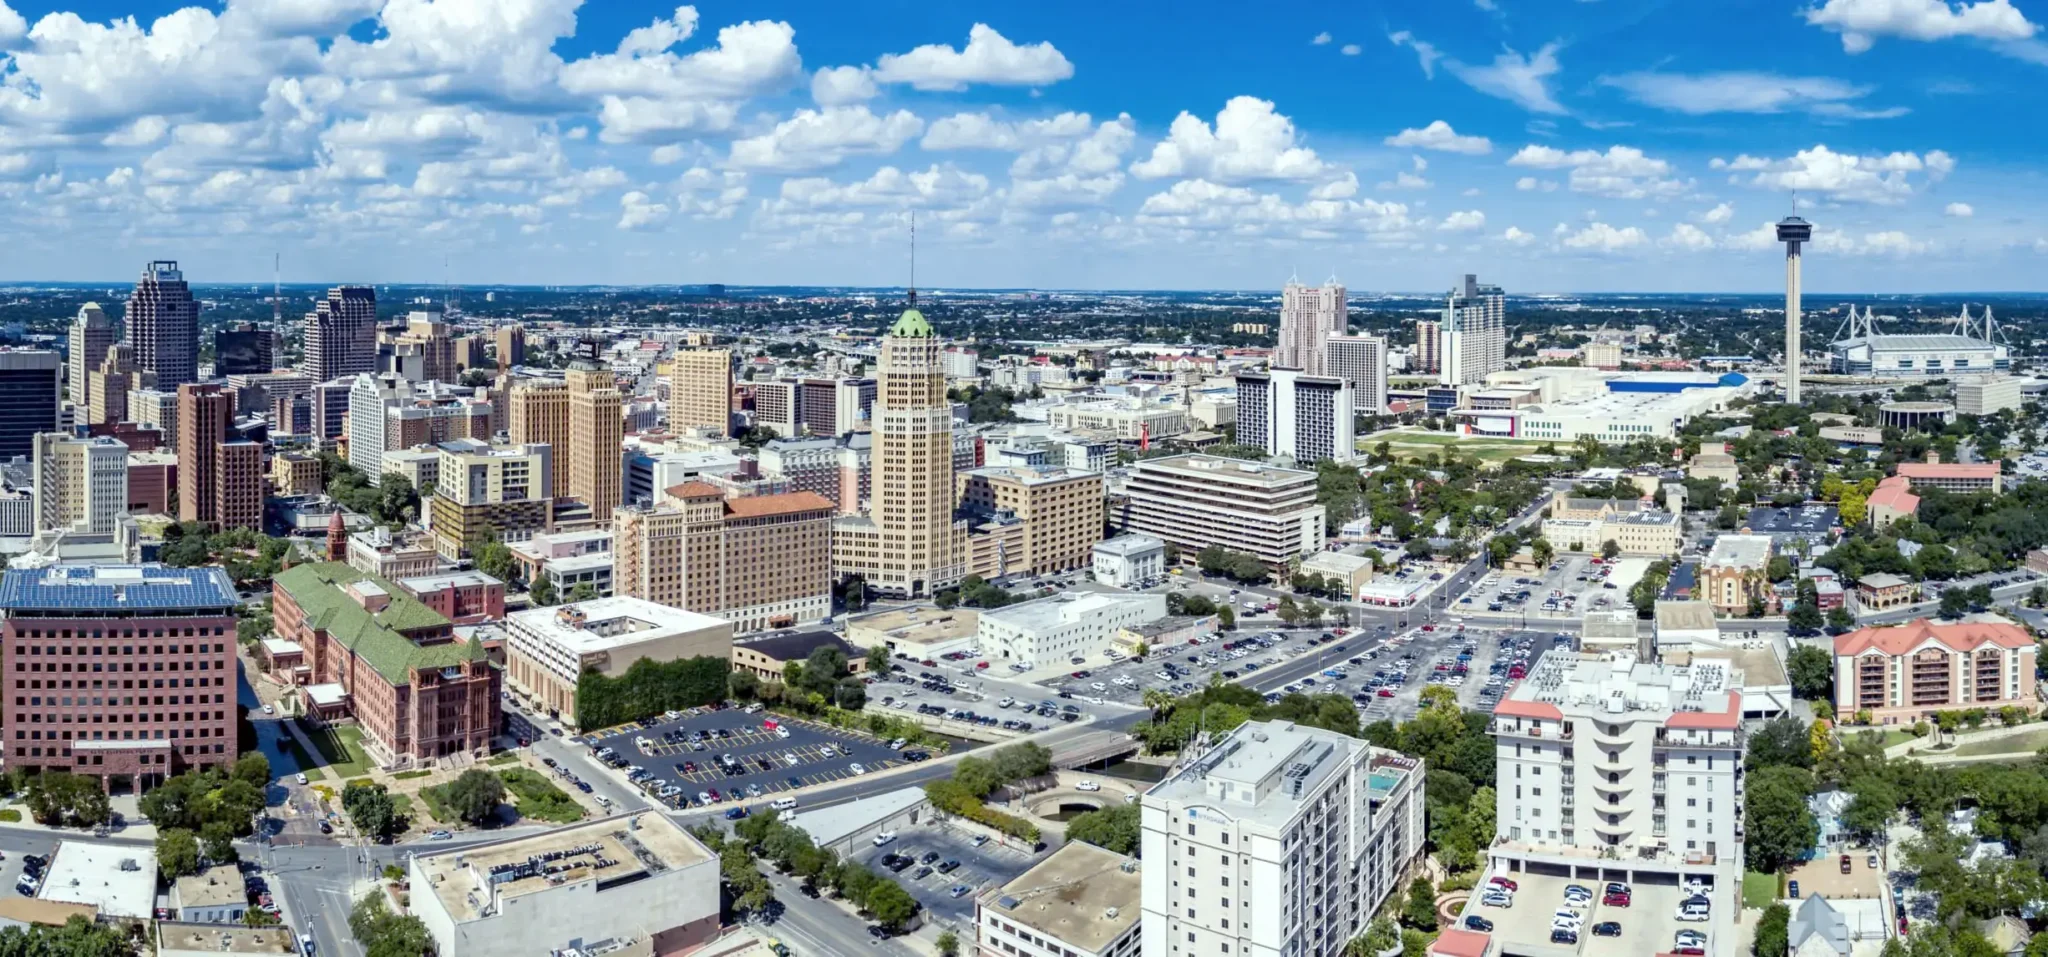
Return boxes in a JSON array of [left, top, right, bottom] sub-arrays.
[[343, 782, 404, 841], [1531, 537, 1555, 568], [865, 645, 891, 675], [1601, 539, 1622, 561], [1826, 606, 1855, 634], [937, 930, 960, 957], [1745, 766, 1820, 874], [1841, 779, 1898, 845], [866, 879, 919, 930], [24, 772, 110, 827], [201, 821, 237, 864], [1065, 804, 1139, 855], [475, 536, 517, 583], [566, 582, 598, 603], [1940, 588, 1970, 619], [1786, 644, 1833, 700], [231, 752, 271, 790], [1747, 716, 1815, 770], [350, 893, 432, 957], [441, 769, 505, 825], [1839, 488, 1868, 528], [1767, 555, 1795, 583], [1400, 877, 1437, 931], [1755, 902, 1791, 957], [157, 828, 201, 879]]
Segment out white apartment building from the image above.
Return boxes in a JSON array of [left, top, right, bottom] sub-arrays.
[[1119, 455, 1325, 573], [978, 591, 1166, 667], [1093, 534, 1166, 588], [1140, 720, 1425, 957], [978, 841, 1140, 957], [1324, 334, 1387, 414], [503, 596, 732, 725], [1489, 652, 1744, 935], [1955, 375, 2023, 416], [1275, 279, 1346, 376], [1233, 369, 1355, 464]]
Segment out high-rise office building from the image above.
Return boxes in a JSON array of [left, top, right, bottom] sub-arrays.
[[508, 380, 571, 454], [0, 352, 62, 461], [32, 433, 128, 536], [347, 374, 407, 481], [567, 359, 623, 522], [1117, 454, 1326, 572], [798, 377, 876, 436], [213, 322, 274, 376], [1441, 273, 1506, 386], [128, 387, 178, 444], [429, 440, 555, 559], [176, 383, 234, 528], [1325, 333, 1388, 414], [1275, 278, 1347, 376], [383, 312, 458, 383], [613, 483, 835, 634], [1415, 320, 1442, 374], [752, 379, 800, 437], [67, 303, 116, 409], [89, 343, 138, 427], [216, 440, 264, 531], [302, 285, 378, 382], [452, 335, 487, 374], [831, 303, 966, 598], [1140, 720, 1426, 957], [956, 465, 1105, 579], [128, 261, 199, 387], [0, 564, 241, 786], [668, 348, 732, 436], [494, 324, 526, 372], [1234, 369, 1355, 463]]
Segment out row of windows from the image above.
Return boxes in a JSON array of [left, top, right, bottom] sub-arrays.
[[16, 745, 225, 760], [16, 642, 226, 655], [17, 720, 225, 738]]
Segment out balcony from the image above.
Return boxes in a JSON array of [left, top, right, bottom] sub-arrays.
[[1592, 752, 1634, 774], [1652, 776, 1667, 795], [1561, 791, 1575, 809], [1489, 720, 1572, 739]]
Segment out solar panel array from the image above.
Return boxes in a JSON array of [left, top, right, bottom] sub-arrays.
[[0, 564, 239, 612]]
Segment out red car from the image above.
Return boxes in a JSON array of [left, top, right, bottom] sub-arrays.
[[1603, 883, 1631, 907], [1488, 876, 1519, 892], [976, 661, 989, 670], [1421, 624, 1435, 632], [1376, 688, 1395, 698], [708, 788, 722, 802]]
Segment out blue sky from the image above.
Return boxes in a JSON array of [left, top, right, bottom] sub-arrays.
[[0, 0, 2042, 292]]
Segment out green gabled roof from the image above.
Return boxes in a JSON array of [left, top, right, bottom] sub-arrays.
[[275, 563, 480, 687], [888, 307, 932, 338]]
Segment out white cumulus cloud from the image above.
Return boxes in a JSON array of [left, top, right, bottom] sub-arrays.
[[811, 66, 877, 106], [1709, 144, 1955, 204], [1946, 201, 1974, 217], [726, 106, 923, 172], [1508, 144, 1689, 199], [872, 24, 1073, 91], [1664, 223, 1716, 251], [1129, 96, 1329, 183], [1805, 0, 2034, 54], [1501, 226, 1534, 245], [1439, 209, 1485, 231], [1559, 221, 1649, 252], [1384, 120, 1492, 155], [1699, 202, 1734, 224]]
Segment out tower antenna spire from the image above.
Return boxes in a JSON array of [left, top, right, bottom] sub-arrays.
[[909, 210, 917, 308], [272, 252, 281, 329]]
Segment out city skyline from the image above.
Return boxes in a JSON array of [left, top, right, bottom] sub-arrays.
[[0, 0, 2042, 292]]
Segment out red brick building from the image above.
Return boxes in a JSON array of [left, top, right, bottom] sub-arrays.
[[395, 571, 506, 626], [272, 563, 499, 767], [0, 565, 241, 791]]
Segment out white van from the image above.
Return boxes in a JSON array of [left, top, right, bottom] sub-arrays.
[[1675, 898, 1711, 922], [771, 797, 799, 811]]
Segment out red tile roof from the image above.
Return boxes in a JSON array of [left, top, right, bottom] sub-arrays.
[[665, 481, 726, 501], [1666, 690, 1741, 730], [723, 490, 836, 518], [1430, 929, 1492, 957], [1492, 698, 1563, 721], [1865, 482, 1919, 515], [1834, 618, 2034, 657], [1897, 462, 2000, 480]]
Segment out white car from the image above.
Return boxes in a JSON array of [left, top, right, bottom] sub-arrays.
[[295, 773, 308, 785], [261, 704, 275, 715], [872, 831, 896, 847], [1090, 682, 1107, 691], [849, 763, 868, 774], [1075, 781, 1101, 792]]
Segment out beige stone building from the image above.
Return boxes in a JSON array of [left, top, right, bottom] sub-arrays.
[[1701, 534, 1773, 614], [670, 348, 732, 436], [503, 597, 732, 726], [957, 465, 1104, 579], [1687, 441, 1741, 485], [507, 380, 570, 456], [567, 360, 624, 522], [271, 450, 323, 496], [429, 440, 555, 559], [613, 483, 835, 633], [832, 304, 967, 598]]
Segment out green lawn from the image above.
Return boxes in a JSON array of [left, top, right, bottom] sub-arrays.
[[299, 722, 373, 779], [498, 769, 585, 824], [1358, 430, 1541, 466], [1743, 871, 1780, 909], [487, 753, 522, 767], [1881, 729, 1921, 749], [1952, 727, 2048, 758], [389, 792, 415, 823], [417, 784, 455, 824]]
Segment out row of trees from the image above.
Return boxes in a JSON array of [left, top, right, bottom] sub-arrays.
[[1196, 545, 1272, 584], [934, 574, 1023, 610], [422, 769, 508, 826], [22, 773, 112, 828], [705, 812, 922, 929], [1163, 592, 1235, 631], [571, 655, 732, 730], [1132, 681, 1362, 755], [349, 894, 432, 957], [923, 743, 1052, 843], [318, 453, 423, 527], [160, 523, 296, 589]]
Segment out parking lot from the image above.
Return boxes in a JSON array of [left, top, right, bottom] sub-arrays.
[[1451, 556, 1640, 623], [1464, 872, 1702, 957], [580, 706, 931, 810], [847, 819, 1048, 924]]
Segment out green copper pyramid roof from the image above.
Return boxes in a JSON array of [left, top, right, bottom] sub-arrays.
[[889, 306, 932, 338]]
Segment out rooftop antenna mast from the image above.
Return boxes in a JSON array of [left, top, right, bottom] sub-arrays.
[[908, 210, 917, 308], [271, 252, 281, 330]]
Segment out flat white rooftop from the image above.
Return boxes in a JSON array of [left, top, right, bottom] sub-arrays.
[[39, 840, 156, 919], [507, 596, 729, 654]]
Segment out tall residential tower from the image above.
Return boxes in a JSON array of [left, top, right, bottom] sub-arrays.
[[1440, 273, 1506, 386], [1275, 278, 1346, 376]]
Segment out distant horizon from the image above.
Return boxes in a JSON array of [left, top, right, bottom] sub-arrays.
[[8, 280, 2048, 303]]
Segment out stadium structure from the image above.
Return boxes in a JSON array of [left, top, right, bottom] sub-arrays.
[[1828, 304, 2013, 377]]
